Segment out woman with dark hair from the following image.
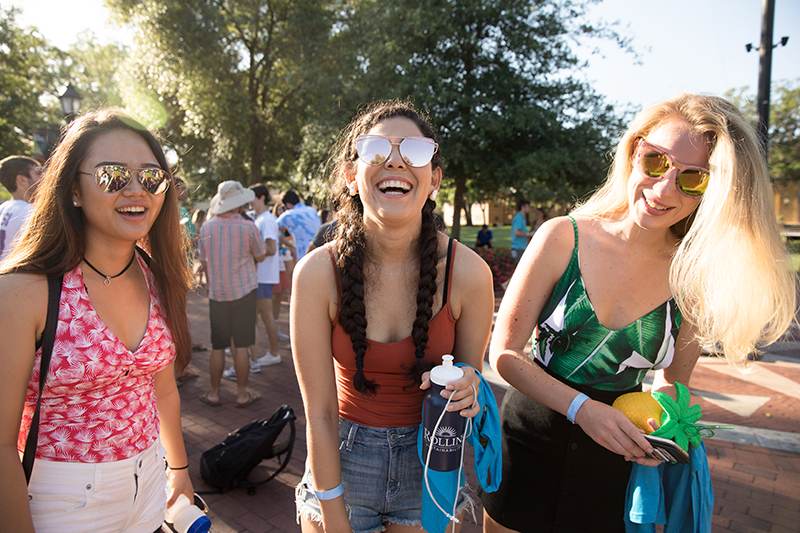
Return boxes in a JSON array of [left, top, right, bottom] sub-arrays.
[[0, 108, 194, 532], [292, 100, 494, 532], [481, 94, 797, 532]]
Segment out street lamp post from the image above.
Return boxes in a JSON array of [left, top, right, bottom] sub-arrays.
[[59, 83, 83, 123], [745, 0, 789, 156]]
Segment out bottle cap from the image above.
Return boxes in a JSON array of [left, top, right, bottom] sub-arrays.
[[186, 515, 211, 533], [430, 354, 464, 386]]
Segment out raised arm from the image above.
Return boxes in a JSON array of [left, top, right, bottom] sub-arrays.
[[0, 274, 47, 533], [290, 247, 351, 530]]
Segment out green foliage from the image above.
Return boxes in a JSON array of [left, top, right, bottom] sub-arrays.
[[770, 81, 800, 183], [340, 0, 629, 237], [106, 0, 350, 194], [0, 8, 63, 156], [726, 79, 800, 183]]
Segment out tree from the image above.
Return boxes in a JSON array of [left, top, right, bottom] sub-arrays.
[[769, 80, 800, 183], [727, 79, 800, 182], [106, 0, 350, 191], [56, 32, 128, 112], [342, 0, 628, 237], [0, 8, 62, 159]]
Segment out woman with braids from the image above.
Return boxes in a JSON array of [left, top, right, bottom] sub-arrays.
[[292, 100, 494, 533], [0, 108, 194, 532], [481, 94, 797, 532]]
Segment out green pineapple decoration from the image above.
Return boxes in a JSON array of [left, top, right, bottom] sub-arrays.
[[614, 383, 733, 452]]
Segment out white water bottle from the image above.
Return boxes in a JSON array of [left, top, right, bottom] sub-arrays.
[[164, 494, 211, 533], [422, 355, 467, 472]]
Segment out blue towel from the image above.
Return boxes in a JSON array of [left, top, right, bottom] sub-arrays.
[[417, 365, 502, 533], [624, 441, 713, 533]]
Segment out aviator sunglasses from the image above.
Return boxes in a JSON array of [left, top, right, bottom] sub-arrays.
[[636, 139, 710, 198], [79, 165, 171, 195], [355, 135, 438, 168]]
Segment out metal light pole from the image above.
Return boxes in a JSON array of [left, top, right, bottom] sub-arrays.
[[59, 83, 83, 123], [745, 0, 789, 156]]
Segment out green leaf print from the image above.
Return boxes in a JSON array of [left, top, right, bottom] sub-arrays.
[[622, 305, 667, 362]]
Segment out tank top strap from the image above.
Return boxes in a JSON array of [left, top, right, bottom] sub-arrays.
[[566, 215, 579, 255], [326, 243, 341, 304], [442, 238, 456, 305]]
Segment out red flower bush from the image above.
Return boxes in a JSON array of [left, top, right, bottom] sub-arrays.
[[475, 247, 517, 291]]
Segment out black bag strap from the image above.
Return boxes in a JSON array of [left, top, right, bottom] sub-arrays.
[[135, 245, 151, 266], [239, 410, 296, 494], [22, 273, 63, 484]]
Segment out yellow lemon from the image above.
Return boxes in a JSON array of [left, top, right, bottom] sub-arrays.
[[612, 392, 663, 434]]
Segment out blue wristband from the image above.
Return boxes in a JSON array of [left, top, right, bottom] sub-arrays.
[[314, 482, 344, 501], [566, 393, 590, 424]]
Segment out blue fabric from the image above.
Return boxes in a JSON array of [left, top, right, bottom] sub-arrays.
[[276, 202, 321, 260], [417, 365, 502, 533], [510, 212, 527, 250], [624, 441, 713, 533]]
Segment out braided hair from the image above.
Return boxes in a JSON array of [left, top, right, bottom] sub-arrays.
[[330, 100, 443, 396]]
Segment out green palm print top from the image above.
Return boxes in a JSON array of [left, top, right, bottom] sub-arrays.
[[534, 216, 682, 391]]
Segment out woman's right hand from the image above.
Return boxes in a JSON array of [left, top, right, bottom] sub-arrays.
[[573, 399, 656, 461]]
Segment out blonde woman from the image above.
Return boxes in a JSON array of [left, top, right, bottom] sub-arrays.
[[481, 94, 796, 532]]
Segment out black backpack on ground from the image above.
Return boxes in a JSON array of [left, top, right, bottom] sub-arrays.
[[199, 404, 296, 495]]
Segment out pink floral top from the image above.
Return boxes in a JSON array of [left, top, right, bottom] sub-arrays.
[[18, 255, 175, 462]]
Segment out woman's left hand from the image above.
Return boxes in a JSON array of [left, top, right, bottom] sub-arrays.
[[166, 468, 195, 508], [421, 365, 481, 418]]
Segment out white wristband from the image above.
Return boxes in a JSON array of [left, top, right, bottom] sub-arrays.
[[566, 393, 590, 424], [314, 482, 344, 500]]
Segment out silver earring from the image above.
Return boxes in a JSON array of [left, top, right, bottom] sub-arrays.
[[430, 189, 438, 201], [348, 181, 358, 196], [73, 200, 79, 207]]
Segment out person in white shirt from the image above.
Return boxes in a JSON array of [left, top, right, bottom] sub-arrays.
[[0, 156, 42, 263]]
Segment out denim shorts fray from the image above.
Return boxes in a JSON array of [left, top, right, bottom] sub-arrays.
[[296, 418, 471, 533]]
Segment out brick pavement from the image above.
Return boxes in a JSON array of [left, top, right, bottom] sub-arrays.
[[178, 289, 800, 532]]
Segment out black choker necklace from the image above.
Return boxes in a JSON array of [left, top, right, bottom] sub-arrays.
[[82, 253, 136, 286]]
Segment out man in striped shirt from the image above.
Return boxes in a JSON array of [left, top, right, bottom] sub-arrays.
[[198, 181, 267, 408]]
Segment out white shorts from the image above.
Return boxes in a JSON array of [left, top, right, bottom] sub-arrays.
[[27, 438, 167, 533]]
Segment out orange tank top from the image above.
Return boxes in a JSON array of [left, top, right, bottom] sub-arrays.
[[328, 240, 457, 428]]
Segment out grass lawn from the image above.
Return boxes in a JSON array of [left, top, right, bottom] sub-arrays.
[[450, 225, 513, 249]]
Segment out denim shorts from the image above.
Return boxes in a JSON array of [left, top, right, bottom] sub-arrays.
[[296, 418, 470, 533]]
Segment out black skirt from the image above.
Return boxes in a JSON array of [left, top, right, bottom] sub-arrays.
[[480, 375, 640, 533]]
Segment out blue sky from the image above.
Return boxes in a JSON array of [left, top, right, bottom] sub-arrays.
[[7, 0, 800, 110]]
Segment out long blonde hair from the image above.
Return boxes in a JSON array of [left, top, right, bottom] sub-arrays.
[[574, 93, 797, 367]]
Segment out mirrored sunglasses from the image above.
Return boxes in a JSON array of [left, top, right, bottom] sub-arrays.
[[636, 139, 710, 198], [355, 135, 438, 168], [79, 165, 171, 195]]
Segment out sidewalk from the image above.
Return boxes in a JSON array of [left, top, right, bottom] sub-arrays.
[[178, 289, 800, 532]]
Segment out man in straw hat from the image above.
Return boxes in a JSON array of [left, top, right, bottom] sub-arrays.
[[197, 181, 266, 408]]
